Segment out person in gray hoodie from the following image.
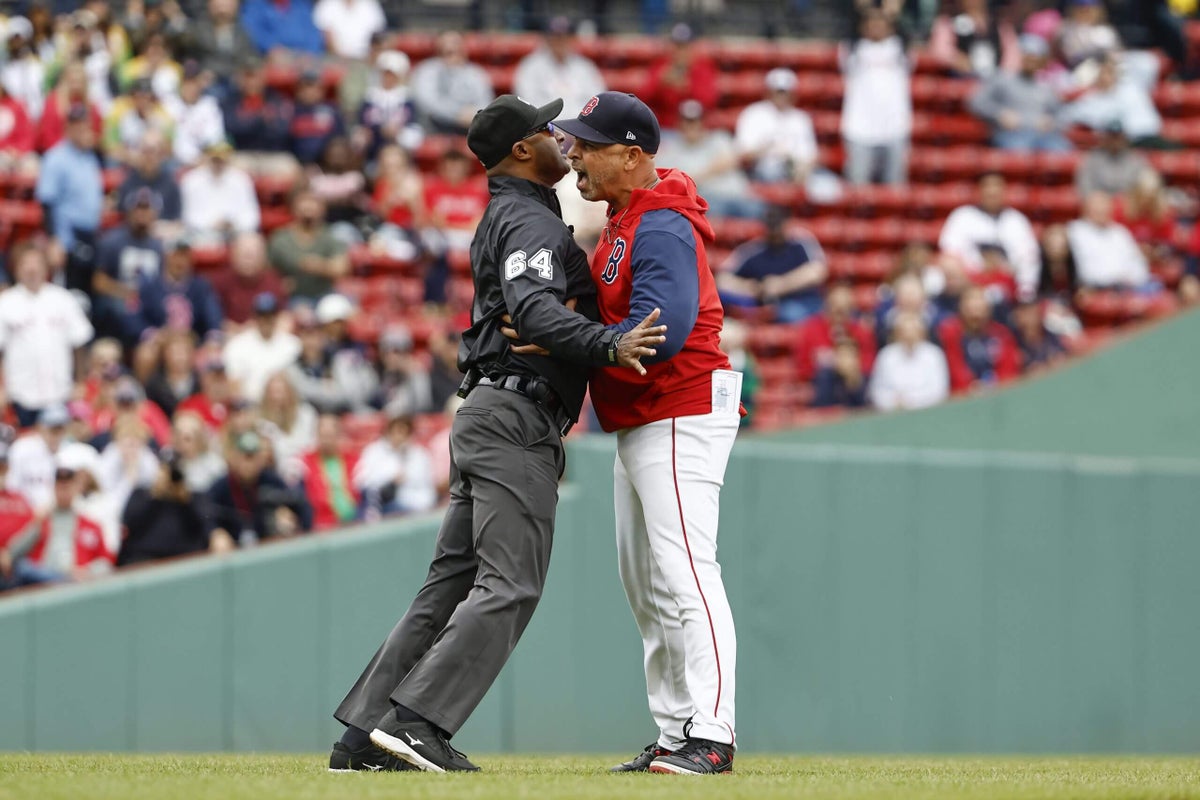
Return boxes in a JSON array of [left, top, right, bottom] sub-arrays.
[[969, 34, 1071, 152]]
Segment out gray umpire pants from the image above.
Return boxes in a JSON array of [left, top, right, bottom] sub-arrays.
[[334, 384, 565, 737]]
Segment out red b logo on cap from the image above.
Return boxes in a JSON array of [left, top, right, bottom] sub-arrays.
[[581, 96, 599, 116]]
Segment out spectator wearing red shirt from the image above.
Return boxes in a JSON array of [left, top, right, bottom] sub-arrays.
[[1113, 169, 1177, 267], [422, 147, 488, 249], [80, 338, 125, 409], [638, 23, 718, 128], [794, 283, 876, 383], [36, 60, 103, 153], [0, 82, 35, 169], [972, 244, 1020, 307], [176, 356, 238, 431], [421, 147, 488, 303], [0, 457, 112, 590], [299, 413, 360, 530], [373, 144, 425, 230], [0, 442, 35, 569], [211, 232, 287, 328], [937, 285, 1021, 393], [89, 375, 173, 449]]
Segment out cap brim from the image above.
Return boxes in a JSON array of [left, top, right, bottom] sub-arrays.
[[532, 98, 564, 130], [554, 117, 620, 146]]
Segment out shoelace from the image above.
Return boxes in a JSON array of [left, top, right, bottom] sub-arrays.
[[446, 739, 471, 762]]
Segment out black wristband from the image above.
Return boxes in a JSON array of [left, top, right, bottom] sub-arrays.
[[607, 332, 622, 364]]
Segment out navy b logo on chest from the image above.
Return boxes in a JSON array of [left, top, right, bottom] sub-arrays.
[[601, 237, 626, 285]]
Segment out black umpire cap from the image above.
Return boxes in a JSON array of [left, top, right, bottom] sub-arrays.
[[555, 91, 661, 154], [467, 95, 564, 170]]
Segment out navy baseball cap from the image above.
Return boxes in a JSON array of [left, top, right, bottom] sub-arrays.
[[556, 92, 661, 154], [39, 404, 71, 428], [467, 94, 564, 170], [252, 292, 280, 315]]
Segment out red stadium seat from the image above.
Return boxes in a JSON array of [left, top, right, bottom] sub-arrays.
[[755, 356, 795, 385], [190, 245, 229, 274], [746, 323, 801, 358], [718, 72, 766, 108], [798, 72, 844, 110], [600, 67, 644, 94], [390, 33, 437, 62], [484, 65, 516, 95], [712, 41, 778, 71], [260, 206, 293, 234], [599, 37, 665, 68], [775, 42, 838, 73], [253, 174, 298, 204], [711, 217, 766, 249], [853, 284, 882, 313], [831, 252, 893, 283], [751, 182, 805, 211]]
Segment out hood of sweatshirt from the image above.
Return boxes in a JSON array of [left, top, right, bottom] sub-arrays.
[[611, 167, 714, 243]]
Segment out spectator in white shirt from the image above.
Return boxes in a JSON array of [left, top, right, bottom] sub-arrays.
[[869, 312, 950, 412], [735, 68, 819, 185], [1066, 191, 1151, 290], [1061, 57, 1163, 146], [313, 0, 385, 61], [181, 140, 261, 242], [0, 246, 94, 427], [2, 19, 45, 121], [97, 415, 159, 517], [6, 404, 71, 513], [57, 440, 120, 555], [164, 61, 226, 166], [840, 9, 912, 186], [658, 99, 764, 220], [223, 292, 302, 401], [410, 31, 494, 135], [352, 410, 437, 519], [258, 371, 317, 486], [514, 16, 606, 121], [938, 173, 1040, 300]]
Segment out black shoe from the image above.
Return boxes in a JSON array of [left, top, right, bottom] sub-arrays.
[[369, 716, 480, 773], [649, 738, 734, 775], [610, 742, 674, 773], [328, 741, 417, 772]]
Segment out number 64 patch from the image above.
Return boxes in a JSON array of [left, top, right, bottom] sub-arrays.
[[505, 248, 554, 280]]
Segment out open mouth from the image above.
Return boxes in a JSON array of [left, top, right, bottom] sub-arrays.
[[575, 168, 589, 192]]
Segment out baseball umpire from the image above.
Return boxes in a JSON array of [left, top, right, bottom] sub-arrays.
[[328, 95, 669, 774]]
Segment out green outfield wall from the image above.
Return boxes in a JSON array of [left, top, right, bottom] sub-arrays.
[[773, 310, 1200, 460], [2, 437, 1198, 754]]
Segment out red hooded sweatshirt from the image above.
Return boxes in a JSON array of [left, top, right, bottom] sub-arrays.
[[589, 168, 731, 431]]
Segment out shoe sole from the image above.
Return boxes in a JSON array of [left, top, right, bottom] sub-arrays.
[[648, 762, 732, 775], [369, 728, 446, 774], [327, 768, 354, 773]]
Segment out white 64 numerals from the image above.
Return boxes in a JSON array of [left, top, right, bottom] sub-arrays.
[[504, 248, 554, 280]]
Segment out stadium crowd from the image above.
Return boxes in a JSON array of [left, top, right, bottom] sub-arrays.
[[0, 0, 1198, 589]]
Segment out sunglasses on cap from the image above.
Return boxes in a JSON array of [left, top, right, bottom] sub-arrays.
[[523, 121, 555, 139], [55, 468, 76, 482]]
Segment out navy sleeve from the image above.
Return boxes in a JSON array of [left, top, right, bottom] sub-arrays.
[[612, 209, 700, 364], [96, 232, 121, 279]]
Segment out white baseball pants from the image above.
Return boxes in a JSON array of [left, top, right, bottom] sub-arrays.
[[614, 401, 740, 749]]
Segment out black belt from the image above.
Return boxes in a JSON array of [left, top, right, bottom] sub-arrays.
[[474, 374, 573, 438]]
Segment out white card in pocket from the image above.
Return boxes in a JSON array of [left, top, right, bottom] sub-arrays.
[[711, 369, 742, 416]]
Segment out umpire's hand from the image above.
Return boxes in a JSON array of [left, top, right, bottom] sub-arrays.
[[501, 306, 668, 377]]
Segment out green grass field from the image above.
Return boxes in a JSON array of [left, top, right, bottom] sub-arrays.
[[2, 754, 1199, 800]]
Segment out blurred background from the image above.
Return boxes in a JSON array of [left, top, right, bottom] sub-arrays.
[[0, 0, 1197, 756]]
